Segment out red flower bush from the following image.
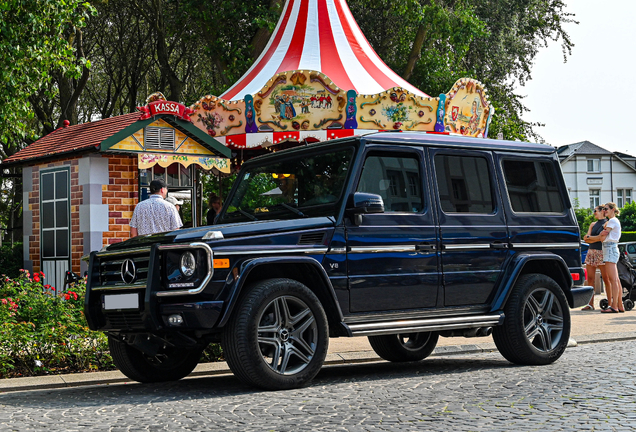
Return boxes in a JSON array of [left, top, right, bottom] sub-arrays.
[[0, 269, 113, 378]]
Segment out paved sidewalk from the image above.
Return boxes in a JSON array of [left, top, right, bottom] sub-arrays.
[[1, 295, 634, 393]]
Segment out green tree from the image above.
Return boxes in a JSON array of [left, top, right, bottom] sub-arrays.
[[619, 201, 636, 232], [0, 0, 95, 144], [348, 0, 576, 141]]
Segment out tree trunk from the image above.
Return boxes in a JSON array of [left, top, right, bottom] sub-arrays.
[[402, 23, 429, 81], [250, 0, 284, 60]]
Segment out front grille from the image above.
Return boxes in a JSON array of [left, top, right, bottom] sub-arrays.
[[104, 311, 145, 330], [96, 250, 151, 289]]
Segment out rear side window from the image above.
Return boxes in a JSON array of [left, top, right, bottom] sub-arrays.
[[356, 154, 423, 212], [434, 154, 494, 213], [502, 159, 564, 213]]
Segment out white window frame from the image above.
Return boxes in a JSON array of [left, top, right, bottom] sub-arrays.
[[587, 158, 601, 173], [617, 189, 632, 208], [589, 189, 600, 208]]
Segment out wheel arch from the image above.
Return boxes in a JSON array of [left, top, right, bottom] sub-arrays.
[[491, 253, 574, 311], [217, 256, 346, 335]]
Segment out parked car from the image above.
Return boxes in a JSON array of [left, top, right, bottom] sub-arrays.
[[618, 241, 636, 265], [84, 132, 592, 390]]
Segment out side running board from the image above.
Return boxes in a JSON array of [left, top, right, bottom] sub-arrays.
[[344, 313, 505, 337]]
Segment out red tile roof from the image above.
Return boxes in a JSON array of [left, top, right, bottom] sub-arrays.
[[2, 113, 141, 165]]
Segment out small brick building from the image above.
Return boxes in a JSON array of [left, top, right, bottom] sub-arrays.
[[2, 103, 230, 291]]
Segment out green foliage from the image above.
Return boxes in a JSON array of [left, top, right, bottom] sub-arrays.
[[0, 270, 113, 378], [349, 0, 575, 141], [0, 0, 95, 145], [0, 243, 22, 279], [0, 270, 223, 377], [619, 232, 636, 242], [618, 201, 636, 231]]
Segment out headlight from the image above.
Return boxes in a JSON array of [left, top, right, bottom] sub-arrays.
[[180, 251, 196, 277]]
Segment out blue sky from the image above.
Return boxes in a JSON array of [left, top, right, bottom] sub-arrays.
[[520, 0, 635, 153]]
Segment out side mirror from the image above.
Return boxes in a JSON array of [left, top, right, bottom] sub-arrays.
[[346, 192, 384, 225]]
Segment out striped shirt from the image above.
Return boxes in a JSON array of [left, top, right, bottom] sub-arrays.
[[130, 194, 183, 236]]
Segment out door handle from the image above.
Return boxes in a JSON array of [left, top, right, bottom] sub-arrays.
[[490, 242, 509, 249], [416, 244, 437, 252]]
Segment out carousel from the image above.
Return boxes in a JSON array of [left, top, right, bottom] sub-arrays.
[[187, 0, 493, 158]]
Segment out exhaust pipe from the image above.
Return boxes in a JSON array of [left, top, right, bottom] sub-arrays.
[[476, 327, 492, 337]]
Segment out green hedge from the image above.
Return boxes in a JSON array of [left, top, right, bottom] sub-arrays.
[[620, 231, 636, 242]]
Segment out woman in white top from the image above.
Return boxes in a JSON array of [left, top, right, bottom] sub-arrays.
[[600, 202, 624, 313]]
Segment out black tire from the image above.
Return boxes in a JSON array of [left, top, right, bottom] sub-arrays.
[[222, 278, 329, 390], [493, 273, 571, 365], [368, 332, 439, 362], [108, 337, 203, 383], [624, 299, 634, 311], [599, 299, 609, 310]]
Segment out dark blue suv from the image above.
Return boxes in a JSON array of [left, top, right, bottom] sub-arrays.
[[85, 132, 593, 390]]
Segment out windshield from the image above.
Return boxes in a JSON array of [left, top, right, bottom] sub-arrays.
[[218, 146, 355, 223]]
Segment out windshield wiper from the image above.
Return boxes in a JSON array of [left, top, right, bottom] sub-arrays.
[[237, 208, 258, 221], [276, 203, 307, 218]]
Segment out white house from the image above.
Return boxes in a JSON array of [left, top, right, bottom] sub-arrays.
[[558, 141, 636, 209]]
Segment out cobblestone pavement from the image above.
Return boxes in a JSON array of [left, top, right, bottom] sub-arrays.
[[1, 341, 635, 431]]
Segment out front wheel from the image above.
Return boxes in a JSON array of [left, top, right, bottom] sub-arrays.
[[222, 278, 329, 390], [108, 338, 203, 383], [368, 332, 439, 362], [493, 273, 570, 365]]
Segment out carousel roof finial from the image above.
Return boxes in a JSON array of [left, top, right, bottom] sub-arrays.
[[146, 92, 167, 104]]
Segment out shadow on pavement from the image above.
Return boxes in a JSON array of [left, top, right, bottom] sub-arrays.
[[0, 356, 516, 408]]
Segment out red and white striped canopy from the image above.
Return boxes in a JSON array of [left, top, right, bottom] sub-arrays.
[[221, 0, 428, 100]]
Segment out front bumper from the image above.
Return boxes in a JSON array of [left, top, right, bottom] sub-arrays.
[[160, 301, 224, 329]]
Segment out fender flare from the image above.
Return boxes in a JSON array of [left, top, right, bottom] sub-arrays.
[[490, 252, 572, 311], [217, 255, 344, 327]]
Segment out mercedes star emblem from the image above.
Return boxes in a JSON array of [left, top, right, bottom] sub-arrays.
[[121, 259, 136, 284]]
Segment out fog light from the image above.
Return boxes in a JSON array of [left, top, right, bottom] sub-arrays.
[[167, 314, 184, 326]]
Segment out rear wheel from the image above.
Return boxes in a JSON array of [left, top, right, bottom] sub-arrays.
[[222, 278, 329, 390], [493, 274, 570, 365], [368, 332, 439, 362], [108, 338, 203, 383]]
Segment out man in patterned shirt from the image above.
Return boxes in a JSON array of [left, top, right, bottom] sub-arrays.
[[130, 179, 183, 237]]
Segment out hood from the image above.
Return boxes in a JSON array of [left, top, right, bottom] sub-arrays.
[[104, 217, 336, 251]]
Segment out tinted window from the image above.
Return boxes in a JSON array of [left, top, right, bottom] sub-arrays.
[[434, 155, 494, 213], [221, 147, 354, 222], [627, 244, 636, 254], [356, 155, 422, 212], [502, 159, 564, 213], [55, 171, 68, 199], [42, 173, 55, 200], [42, 231, 55, 258], [56, 229, 69, 257]]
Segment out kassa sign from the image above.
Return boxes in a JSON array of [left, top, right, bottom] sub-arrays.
[[138, 101, 194, 122]]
